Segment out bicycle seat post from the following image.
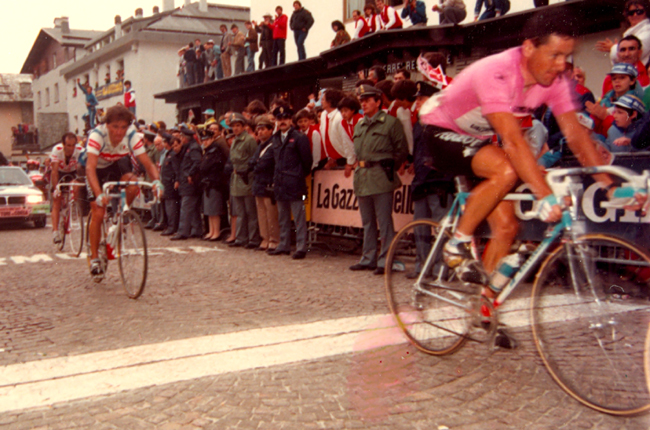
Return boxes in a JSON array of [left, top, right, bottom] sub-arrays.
[[455, 176, 469, 193]]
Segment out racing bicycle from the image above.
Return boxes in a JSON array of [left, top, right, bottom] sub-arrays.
[[385, 165, 650, 415], [55, 175, 85, 257], [86, 180, 155, 299]]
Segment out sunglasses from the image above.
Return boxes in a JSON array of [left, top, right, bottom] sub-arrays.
[[627, 8, 646, 16]]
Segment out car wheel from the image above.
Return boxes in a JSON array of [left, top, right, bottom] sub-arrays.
[[34, 216, 47, 228]]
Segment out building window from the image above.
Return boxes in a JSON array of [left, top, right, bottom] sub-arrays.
[[45, 88, 50, 107], [54, 83, 59, 103], [105, 64, 111, 84], [37, 91, 41, 110], [344, 0, 365, 21], [52, 53, 57, 69]]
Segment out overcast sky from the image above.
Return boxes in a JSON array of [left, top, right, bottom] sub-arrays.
[[2, 0, 250, 75]]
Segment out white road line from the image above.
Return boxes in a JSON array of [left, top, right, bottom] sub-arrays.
[[0, 295, 644, 413]]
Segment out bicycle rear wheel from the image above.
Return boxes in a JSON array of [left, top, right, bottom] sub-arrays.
[[386, 219, 483, 355], [118, 210, 147, 299], [67, 201, 84, 257], [531, 234, 650, 415]]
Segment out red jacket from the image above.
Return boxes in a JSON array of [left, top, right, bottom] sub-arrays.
[[270, 14, 288, 39], [380, 6, 402, 30]]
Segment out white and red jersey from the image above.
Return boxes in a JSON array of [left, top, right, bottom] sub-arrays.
[[379, 5, 402, 30], [124, 88, 136, 108], [305, 125, 324, 169], [353, 16, 369, 39], [365, 13, 383, 33], [50, 143, 84, 173], [341, 113, 363, 140], [86, 124, 145, 169], [319, 109, 357, 165]]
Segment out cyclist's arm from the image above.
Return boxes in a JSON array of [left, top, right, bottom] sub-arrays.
[[136, 152, 160, 182], [555, 110, 614, 189], [86, 153, 103, 199], [485, 112, 553, 199]]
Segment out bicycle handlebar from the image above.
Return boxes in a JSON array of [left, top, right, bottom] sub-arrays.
[[102, 181, 160, 204], [56, 182, 86, 192]]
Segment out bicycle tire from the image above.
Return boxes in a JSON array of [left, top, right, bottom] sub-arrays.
[[118, 210, 147, 299], [646, 323, 650, 404], [68, 201, 84, 257], [531, 234, 650, 415], [386, 219, 480, 355]]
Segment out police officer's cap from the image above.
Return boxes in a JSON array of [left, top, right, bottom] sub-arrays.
[[255, 116, 275, 128], [180, 126, 195, 136], [356, 84, 382, 99], [229, 112, 247, 125], [142, 129, 157, 140], [272, 105, 294, 119], [414, 81, 436, 98]]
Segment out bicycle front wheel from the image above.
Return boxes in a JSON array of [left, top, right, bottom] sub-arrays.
[[386, 219, 478, 355], [67, 201, 84, 257], [117, 210, 147, 299], [531, 234, 650, 415]]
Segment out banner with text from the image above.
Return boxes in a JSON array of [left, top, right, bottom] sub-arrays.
[[311, 170, 414, 231]]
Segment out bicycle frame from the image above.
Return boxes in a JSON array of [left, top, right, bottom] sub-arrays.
[[413, 165, 650, 311]]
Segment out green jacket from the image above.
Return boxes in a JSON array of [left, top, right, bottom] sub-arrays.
[[352, 110, 408, 197], [230, 132, 258, 196]]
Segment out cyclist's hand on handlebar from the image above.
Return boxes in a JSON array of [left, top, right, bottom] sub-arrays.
[[95, 193, 109, 208], [152, 179, 164, 199], [535, 194, 562, 223], [52, 188, 61, 199], [608, 185, 648, 213]]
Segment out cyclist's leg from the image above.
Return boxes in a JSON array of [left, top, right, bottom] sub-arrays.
[[120, 172, 140, 205], [51, 192, 62, 233], [89, 202, 105, 259], [484, 200, 518, 274], [456, 145, 518, 238]]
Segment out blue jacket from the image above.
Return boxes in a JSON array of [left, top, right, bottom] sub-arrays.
[[250, 138, 275, 198], [272, 128, 312, 202], [77, 82, 98, 108], [401, 1, 427, 25]]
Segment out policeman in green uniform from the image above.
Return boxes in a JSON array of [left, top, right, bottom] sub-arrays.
[[350, 85, 409, 275], [229, 113, 261, 248]]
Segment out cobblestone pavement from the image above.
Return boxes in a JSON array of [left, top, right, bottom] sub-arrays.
[[0, 219, 649, 429]]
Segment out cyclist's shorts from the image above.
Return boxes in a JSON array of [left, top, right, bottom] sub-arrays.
[[86, 159, 132, 200], [421, 125, 492, 177]]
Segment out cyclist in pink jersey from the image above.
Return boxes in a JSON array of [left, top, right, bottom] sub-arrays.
[[420, 10, 644, 296]]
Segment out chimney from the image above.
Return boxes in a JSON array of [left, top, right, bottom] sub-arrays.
[[114, 15, 122, 39], [60, 17, 70, 34], [135, 8, 144, 18], [184, 0, 191, 7], [163, 0, 175, 11], [199, 0, 208, 12], [153, 6, 160, 14]]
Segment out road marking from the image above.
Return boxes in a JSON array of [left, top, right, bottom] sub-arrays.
[[1, 246, 223, 267], [0, 294, 645, 413]]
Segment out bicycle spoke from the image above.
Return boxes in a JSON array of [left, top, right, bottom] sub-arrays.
[[532, 234, 650, 415]]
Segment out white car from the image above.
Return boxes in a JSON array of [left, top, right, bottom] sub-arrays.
[[0, 166, 49, 228]]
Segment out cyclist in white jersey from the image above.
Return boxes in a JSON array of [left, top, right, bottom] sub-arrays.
[[50, 132, 84, 244], [85, 105, 162, 280]]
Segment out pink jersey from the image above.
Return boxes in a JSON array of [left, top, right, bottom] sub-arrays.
[[420, 47, 577, 138], [86, 124, 145, 169]]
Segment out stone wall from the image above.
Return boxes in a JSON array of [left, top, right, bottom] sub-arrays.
[[37, 112, 69, 150]]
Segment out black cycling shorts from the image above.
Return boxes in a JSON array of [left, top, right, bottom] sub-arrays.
[[422, 125, 492, 177], [86, 158, 132, 200]]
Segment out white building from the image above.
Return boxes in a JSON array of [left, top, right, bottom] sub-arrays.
[[21, 17, 103, 148], [59, 1, 249, 133]]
